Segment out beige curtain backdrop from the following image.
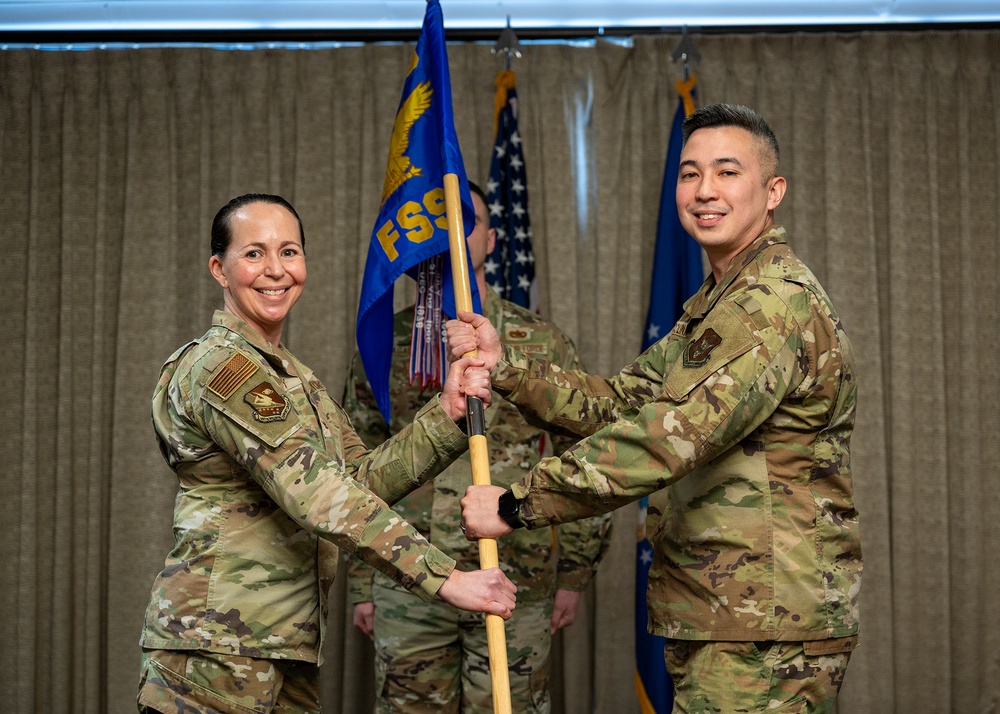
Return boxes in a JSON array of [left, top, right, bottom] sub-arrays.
[[3, 28, 999, 713]]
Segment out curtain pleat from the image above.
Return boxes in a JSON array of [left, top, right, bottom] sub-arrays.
[[2, 30, 998, 713]]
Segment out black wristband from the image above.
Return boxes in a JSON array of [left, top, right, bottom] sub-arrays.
[[497, 490, 525, 529]]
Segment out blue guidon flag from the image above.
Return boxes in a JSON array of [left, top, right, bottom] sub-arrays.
[[357, 0, 480, 422]]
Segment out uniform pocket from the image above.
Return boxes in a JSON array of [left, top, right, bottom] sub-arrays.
[[138, 650, 281, 714], [527, 655, 552, 713]]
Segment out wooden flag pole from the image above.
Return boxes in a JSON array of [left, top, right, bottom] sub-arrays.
[[442, 172, 512, 714]]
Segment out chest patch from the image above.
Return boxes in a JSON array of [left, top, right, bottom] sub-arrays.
[[244, 382, 290, 422], [505, 326, 532, 341], [518, 344, 547, 354], [684, 328, 722, 368]]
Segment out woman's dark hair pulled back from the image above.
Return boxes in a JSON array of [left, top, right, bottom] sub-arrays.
[[211, 193, 305, 258]]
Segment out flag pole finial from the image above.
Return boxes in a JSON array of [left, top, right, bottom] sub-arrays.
[[492, 17, 521, 70], [671, 27, 701, 82]]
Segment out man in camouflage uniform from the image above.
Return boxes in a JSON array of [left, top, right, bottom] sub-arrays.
[[137, 193, 515, 714], [453, 105, 862, 713], [344, 183, 612, 713]]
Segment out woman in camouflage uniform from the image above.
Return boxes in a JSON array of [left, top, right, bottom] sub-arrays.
[[137, 194, 516, 714]]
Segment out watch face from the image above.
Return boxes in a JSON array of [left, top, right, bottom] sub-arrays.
[[498, 491, 523, 528]]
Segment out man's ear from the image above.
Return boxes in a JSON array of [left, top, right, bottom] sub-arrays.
[[767, 176, 787, 211]]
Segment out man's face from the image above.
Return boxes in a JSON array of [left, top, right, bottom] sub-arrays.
[[467, 191, 496, 273], [676, 125, 785, 269]]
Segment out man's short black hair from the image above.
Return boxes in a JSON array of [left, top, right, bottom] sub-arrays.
[[682, 103, 780, 178], [468, 181, 488, 207]]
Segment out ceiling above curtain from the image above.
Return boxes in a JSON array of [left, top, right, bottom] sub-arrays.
[[1, 0, 998, 36]]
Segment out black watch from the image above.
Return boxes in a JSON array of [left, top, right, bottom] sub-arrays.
[[497, 490, 525, 529]]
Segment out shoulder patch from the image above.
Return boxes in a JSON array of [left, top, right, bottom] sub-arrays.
[[664, 301, 761, 402], [244, 382, 291, 422], [207, 352, 259, 400], [684, 328, 722, 367]]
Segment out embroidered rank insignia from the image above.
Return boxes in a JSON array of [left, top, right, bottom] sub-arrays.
[[244, 382, 290, 422], [684, 328, 723, 368], [207, 352, 259, 400]]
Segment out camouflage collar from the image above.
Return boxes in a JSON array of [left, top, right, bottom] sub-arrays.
[[683, 225, 788, 322], [212, 310, 290, 370], [725, 224, 788, 282]]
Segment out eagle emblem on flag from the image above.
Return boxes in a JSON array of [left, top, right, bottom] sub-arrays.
[[380, 66, 433, 205]]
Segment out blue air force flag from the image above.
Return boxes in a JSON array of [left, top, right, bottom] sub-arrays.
[[357, 0, 480, 421]]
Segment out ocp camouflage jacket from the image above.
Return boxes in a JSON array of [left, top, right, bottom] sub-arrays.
[[344, 290, 612, 604], [140, 311, 466, 663], [496, 226, 862, 642]]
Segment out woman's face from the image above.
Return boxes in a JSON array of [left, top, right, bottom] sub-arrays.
[[208, 201, 306, 345]]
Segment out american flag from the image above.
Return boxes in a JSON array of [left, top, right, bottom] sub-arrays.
[[484, 70, 537, 310]]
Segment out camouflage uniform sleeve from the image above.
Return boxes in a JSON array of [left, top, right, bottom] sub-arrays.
[[194, 348, 464, 601], [341, 394, 466, 507], [491, 338, 668, 440], [544, 331, 614, 591], [340, 352, 385, 604], [510, 284, 812, 528]]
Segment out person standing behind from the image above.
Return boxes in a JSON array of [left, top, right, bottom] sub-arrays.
[[452, 105, 861, 714], [344, 182, 613, 713], [138, 194, 515, 714]]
